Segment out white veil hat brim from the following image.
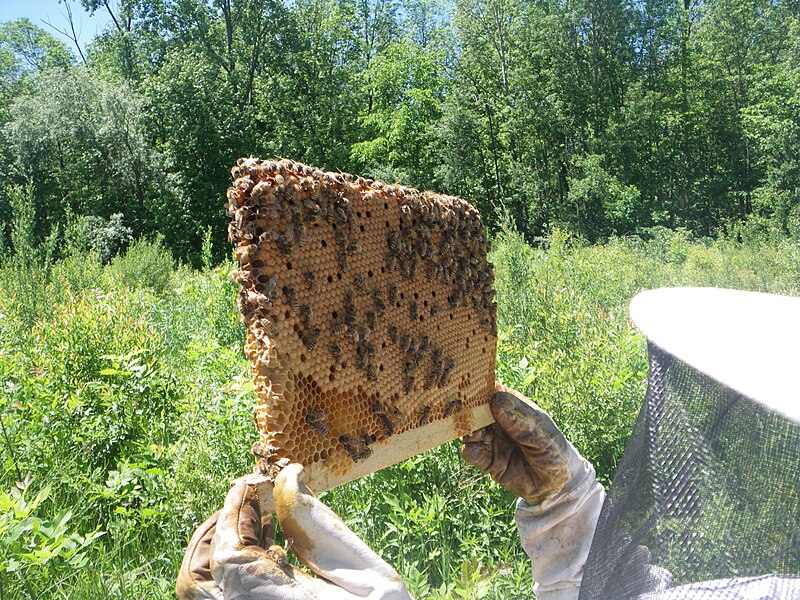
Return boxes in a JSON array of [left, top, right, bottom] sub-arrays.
[[630, 287, 800, 425]]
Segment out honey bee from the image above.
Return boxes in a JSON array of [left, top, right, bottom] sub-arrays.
[[387, 253, 398, 273], [351, 447, 373, 462], [366, 363, 378, 381], [239, 243, 259, 260], [331, 323, 348, 335], [443, 399, 464, 417], [266, 276, 280, 302], [251, 440, 278, 458], [374, 298, 386, 315], [338, 252, 349, 273], [295, 223, 307, 247], [404, 359, 417, 373], [388, 325, 398, 343], [300, 305, 313, 319], [390, 405, 403, 422], [400, 334, 412, 353], [343, 292, 356, 321], [370, 403, 394, 436], [339, 435, 373, 462], [449, 289, 463, 309], [404, 375, 416, 394], [303, 198, 320, 214], [388, 231, 400, 253], [366, 310, 376, 330], [409, 301, 419, 321], [354, 275, 367, 293], [388, 284, 398, 304], [354, 347, 367, 369], [417, 406, 431, 426], [426, 263, 441, 281], [347, 240, 361, 254], [432, 350, 444, 376], [305, 411, 329, 435], [246, 290, 266, 308], [347, 327, 360, 344], [430, 303, 441, 316], [378, 413, 394, 436], [335, 206, 348, 223], [415, 346, 428, 365], [440, 358, 455, 385], [304, 327, 321, 350], [284, 287, 299, 312], [329, 342, 342, 362]]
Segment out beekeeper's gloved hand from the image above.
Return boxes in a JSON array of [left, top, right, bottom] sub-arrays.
[[461, 384, 606, 600], [176, 463, 412, 600]]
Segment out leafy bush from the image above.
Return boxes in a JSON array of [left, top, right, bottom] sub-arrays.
[[0, 481, 104, 594], [107, 236, 174, 294], [66, 213, 134, 263]]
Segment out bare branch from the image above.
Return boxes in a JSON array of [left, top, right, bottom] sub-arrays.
[[42, 0, 87, 65], [103, 0, 125, 34]]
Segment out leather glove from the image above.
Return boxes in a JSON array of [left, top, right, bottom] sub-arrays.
[[462, 384, 606, 600], [176, 463, 412, 600], [461, 384, 581, 505]]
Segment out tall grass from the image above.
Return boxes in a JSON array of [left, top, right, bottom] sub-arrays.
[[0, 228, 798, 598]]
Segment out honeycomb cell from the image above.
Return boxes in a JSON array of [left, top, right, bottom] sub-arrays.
[[228, 157, 497, 476]]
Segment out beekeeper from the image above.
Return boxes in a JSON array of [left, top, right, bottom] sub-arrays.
[[176, 288, 800, 600], [175, 384, 602, 600]]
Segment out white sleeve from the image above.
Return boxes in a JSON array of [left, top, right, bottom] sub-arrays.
[[515, 451, 606, 600], [638, 574, 800, 599]]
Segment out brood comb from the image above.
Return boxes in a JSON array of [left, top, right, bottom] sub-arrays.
[[228, 158, 497, 504]]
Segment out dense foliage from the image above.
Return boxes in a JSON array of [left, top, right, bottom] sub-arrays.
[[0, 0, 799, 264], [0, 228, 798, 598]]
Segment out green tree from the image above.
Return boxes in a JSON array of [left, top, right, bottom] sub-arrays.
[[5, 68, 167, 249], [350, 40, 447, 186]]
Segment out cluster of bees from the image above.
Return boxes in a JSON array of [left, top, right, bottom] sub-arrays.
[[230, 159, 363, 271], [386, 193, 496, 335], [305, 411, 378, 463], [386, 326, 457, 396], [329, 289, 381, 381], [227, 157, 497, 473]]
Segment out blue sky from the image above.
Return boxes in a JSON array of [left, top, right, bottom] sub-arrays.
[[0, 0, 110, 55]]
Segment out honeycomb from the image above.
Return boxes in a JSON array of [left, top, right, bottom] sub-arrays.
[[228, 158, 497, 483]]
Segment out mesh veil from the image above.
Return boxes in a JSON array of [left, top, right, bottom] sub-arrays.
[[578, 342, 800, 599]]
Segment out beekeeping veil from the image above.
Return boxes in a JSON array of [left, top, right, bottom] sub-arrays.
[[578, 288, 800, 599]]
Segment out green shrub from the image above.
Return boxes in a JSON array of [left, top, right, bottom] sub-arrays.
[[107, 236, 174, 295], [65, 214, 134, 263]]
